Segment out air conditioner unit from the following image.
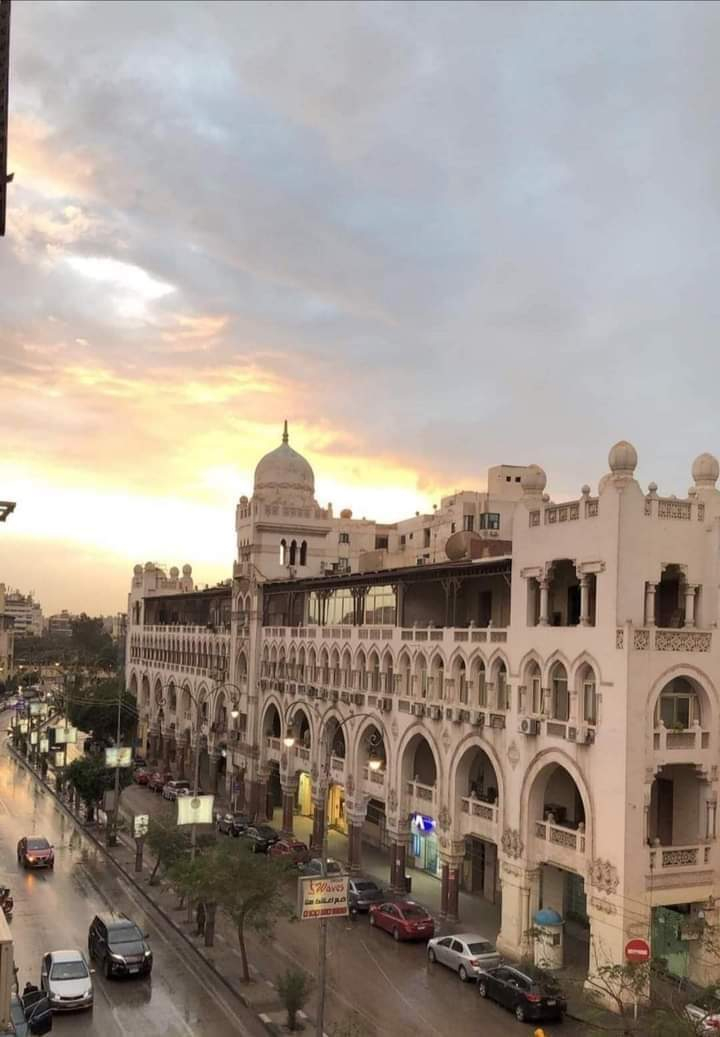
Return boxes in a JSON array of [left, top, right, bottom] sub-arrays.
[[429, 705, 442, 721], [519, 716, 540, 736], [380, 697, 393, 712], [488, 530, 499, 537], [566, 726, 578, 742], [412, 702, 425, 717], [576, 726, 596, 745], [470, 710, 485, 726], [341, 691, 351, 704], [451, 707, 463, 723]]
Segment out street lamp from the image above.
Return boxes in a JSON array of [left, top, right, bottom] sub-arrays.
[[282, 708, 384, 1037]]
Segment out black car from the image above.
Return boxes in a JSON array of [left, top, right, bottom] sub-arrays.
[[87, 915, 152, 979], [217, 813, 250, 837], [477, 964, 566, 1023], [7, 991, 53, 1036], [240, 825, 280, 853], [347, 878, 385, 913]]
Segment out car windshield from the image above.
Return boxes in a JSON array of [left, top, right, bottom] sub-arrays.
[[468, 941, 495, 954], [109, 925, 144, 945], [27, 838, 49, 850], [354, 882, 379, 892], [402, 906, 428, 919], [694, 993, 720, 1012], [50, 960, 88, 980], [173, 782, 190, 788], [257, 827, 275, 836]]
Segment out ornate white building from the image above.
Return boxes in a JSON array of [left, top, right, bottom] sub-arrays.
[[126, 429, 720, 988]]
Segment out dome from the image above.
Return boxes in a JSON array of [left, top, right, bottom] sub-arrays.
[[169, 566, 179, 578], [133, 564, 143, 576], [253, 422, 315, 500], [521, 464, 547, 494], [182, 563, 192, 576], [692, 452, 719, 488], [340, 508, 353, 519], [608, 440, 637, 476], [534, 908, 563, 926]]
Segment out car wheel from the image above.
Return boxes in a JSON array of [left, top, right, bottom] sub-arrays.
[[427, 948, 436, 964], [458, 965, 469, 982], [392, 927, 401, 942], [478, 981, 488, 998], [103, 958, 112, 980], [514, 1005, 526, 1023]]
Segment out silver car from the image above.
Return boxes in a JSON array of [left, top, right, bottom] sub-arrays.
[[40, 949, 94, 1011], [427, 932, 501, 981]]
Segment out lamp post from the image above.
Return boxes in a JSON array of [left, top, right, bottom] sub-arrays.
[[282, 708, 383, 1037]]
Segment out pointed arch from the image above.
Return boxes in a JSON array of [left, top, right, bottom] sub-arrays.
[[300, 541, 307, 566]]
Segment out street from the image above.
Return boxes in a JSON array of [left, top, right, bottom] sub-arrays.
[[0, 737, 265, 1037]]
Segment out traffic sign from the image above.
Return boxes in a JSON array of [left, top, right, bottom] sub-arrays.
[[625, 938, 650, 964], [133, 814, 149, 839]]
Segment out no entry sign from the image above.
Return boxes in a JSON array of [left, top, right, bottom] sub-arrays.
[[625, 938, 650, 964]]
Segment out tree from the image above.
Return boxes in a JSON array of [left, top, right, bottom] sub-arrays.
[[145, 819, 191, 886], [70, 614, 115, 670], [277, 968, 313, 1031], [66, 755, 132, 822], [67, 677, 136, 744]]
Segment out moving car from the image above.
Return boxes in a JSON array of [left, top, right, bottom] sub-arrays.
[[162, 780, 191, 801], [147, 771, 171, 793], [6, 990, 53, 1035], [369, 900, 435, 941], [300, 857, 345, 877], [217, 812, 250, 837], [685, 989, 720, 1033], [347, 877, 385, 913], [39, 950, 93, 1012], [87, 915, 153, 979], [240, 825, 280, 853], [268, 838, 310, 865], [17, 838, 54, 870], [477, 964, 567, 1023], [427, 932, 501, 981]]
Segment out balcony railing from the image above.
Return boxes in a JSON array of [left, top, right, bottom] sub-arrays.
[[648, 842, 713, 876], [330, 755, 346, 776], [361, 765, 386, 787], [534, 820, 586, 860], [653, 725, 710, 752], [406, 780, 436, 806]]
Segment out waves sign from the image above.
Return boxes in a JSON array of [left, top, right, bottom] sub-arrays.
[[297, 876, 349, 920]]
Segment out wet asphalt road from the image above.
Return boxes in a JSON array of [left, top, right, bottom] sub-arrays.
[[0, 741, 264, 1037]]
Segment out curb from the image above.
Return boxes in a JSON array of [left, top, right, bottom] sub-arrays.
[[6, 742, 283, 1034]]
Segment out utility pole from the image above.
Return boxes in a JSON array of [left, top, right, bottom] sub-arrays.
[[107, 690, 122, 847], [0, 0, 12, 237]]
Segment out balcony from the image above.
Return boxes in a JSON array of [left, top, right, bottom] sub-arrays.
[[330, 755, 346, 780], [361, 765, 387, 798], [620, 624, 712, 654], [652, 724, 711, 767], [534, 820, 586, 871], [406, 780, 436, 814], [264, 736, 282, 762], [460, 797, 499, 841], [647, 843, 714, 891]]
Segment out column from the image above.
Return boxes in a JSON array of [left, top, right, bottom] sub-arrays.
[[684, 584, 697, 628], [440, 847, 464, 923], [207, 751, 219, 796], [579, 573, 591, 626], [233, 767, 246, 811], [446, 864, 460, 923], [440, 863, 449, 918], [281, 781, 296, 836], [389, 831, 409, 893], [256, 770, 269, 822], [645, 582, 657, 627], [149, 729, 159, 763], [162, 733, 172, 768], [538, 578, 550, 626], [310, 793, 326, 855], [176, 739, 186, 780], [496, 864, 540, 961], [347, 821, 364, 873]]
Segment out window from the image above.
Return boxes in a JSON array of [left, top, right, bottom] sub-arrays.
[[289, 540, 297, 565], [450, 522, 456, 534], [463, 515, 474, 532], [400, 534, 406, 546], [375, 535, 389, 550], [299, 541, 307, 566], [659, 692, 695, 729], [515, 476, 521, 483], [506, 476, 511, 482], [531, 674, 543, 714], [496, 666, 508, 709], [364, 585, 396, 624], [583, 679, 597, 725], [551, 666, 569, 721], [423, 528, 431, 547], [339, 532, 350, 544], [479, 513, 500, 530], [279, 539, 287, 565]]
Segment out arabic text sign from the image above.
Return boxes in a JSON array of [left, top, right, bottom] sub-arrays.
[[133, 814, 149, 839], [105, 747, 133, 768], [297, 875, 349, 920]]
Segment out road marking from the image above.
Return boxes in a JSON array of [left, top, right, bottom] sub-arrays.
[[359, 937, 429, 1024]]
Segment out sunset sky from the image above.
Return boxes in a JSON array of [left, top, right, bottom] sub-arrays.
[[2, 1, 720, 615]]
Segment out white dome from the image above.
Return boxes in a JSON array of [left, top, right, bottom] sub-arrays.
[[608, 440, 638, 476], [254, 422, 315, 500], [521, 464, 547, 494], [692, 452, 719, 488]]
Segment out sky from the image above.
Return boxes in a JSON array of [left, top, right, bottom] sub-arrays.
[[2, 0, 720, 615]]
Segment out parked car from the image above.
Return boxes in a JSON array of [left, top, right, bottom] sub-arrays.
[[87, 915, 153, 979], [685, 989, 720, 1033], [147, 771, 171, 793], [477, 964, 567, 1023], [217, 813, 250, 837], [132, 754, 146, 767], [299, 857, 345, 877], [427, 932, 500, 981], [17, 837, 54, 870], [162, 780, 191, 801], [7, 990, 53, 1035], [269, 839, 310, 865], [134, 769, 151, 786], [39, 950, 93, 1012], [240, 825, 280, 853], [369, 900, 435, 942], [347, 877, 385, 913]]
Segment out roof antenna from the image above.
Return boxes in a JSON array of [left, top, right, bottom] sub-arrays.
[[282, 420, 289, 444]]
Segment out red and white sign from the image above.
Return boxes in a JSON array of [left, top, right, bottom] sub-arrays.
[[624, 938, 650, 964]]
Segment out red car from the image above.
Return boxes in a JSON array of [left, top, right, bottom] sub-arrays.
[[369, 900, 434, 942], [134, 768, 151, 785], [148, 771, 172, 792], [17, 836, 54, 869], [269, 839, 310, 865]]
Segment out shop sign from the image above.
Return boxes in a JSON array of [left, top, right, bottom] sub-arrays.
[[39, 738, 49, 753], [133, 814, 150, 839], [410, 812, 436, 835], [297, 875, 349, 920], [105, 747, 133, 768], [177, 795, 214, 825]]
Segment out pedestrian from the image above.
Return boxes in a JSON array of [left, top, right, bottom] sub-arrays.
[[23, 981, 38, 995], [195, 900, 206, 938]]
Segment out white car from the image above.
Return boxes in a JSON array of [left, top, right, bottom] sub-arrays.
[[685, 989, 720, 1034], [40, 949, 94, 1011], [427, 932, 501, 981], [162, 780, 191, 801]]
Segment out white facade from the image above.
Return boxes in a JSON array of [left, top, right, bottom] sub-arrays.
[[0, 584, 14, 685], [126, 429, 720, 991], [3, 588, 42, 638]]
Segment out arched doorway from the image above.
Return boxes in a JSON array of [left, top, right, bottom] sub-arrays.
[[402, 732, 439, 877], [454, 743, 501, 903]]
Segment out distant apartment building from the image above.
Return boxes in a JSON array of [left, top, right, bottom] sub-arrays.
[[111, 613, 127, 642], [0, 585, 14, 684], [4, 589, 43, 638], [47, 611, 73, 638]]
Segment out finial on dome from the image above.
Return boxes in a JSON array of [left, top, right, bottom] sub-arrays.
[[282, 420, 289, 444], [692, 452, 719, 489]]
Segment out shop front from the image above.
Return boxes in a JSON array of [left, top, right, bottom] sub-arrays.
[[408, 812, 441, 878]]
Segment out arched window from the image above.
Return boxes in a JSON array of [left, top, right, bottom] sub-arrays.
[[579, 664, 597, 725], [279, 539, 287, 565], [300, 541, 307, 566], [289, 540, 297, 566], [551, 663, 569, 721], [525, 662, 542, 715]]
